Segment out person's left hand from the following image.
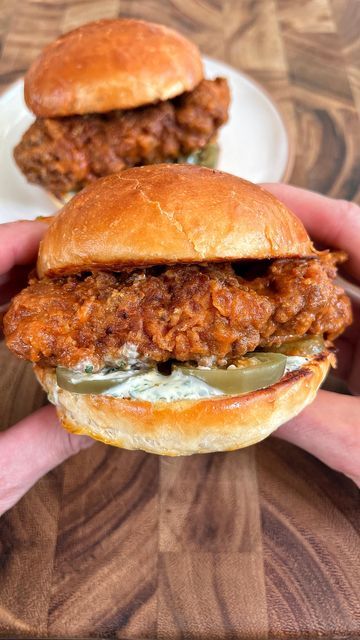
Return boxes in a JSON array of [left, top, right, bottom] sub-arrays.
[[0, 221, 93, 517], [262, 184, 360, 487]]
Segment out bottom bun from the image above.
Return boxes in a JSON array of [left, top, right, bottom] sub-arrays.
[[34, 352, 333, 456]]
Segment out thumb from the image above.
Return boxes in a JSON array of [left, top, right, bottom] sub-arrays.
[[275, 390, 360, 486], [0, 405, 93, 516]]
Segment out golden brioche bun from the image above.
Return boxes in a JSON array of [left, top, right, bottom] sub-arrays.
[[37, 164, 315, 278], [24, 19, 203, 117], [35, 352, 333, 456]]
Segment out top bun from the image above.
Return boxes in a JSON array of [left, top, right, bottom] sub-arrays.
[[37, 165, 315, 278], [24, 19, 204, 117]]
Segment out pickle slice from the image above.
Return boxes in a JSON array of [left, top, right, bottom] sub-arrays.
[[174, 353, 287, 395], [57, 352, 287, 397], [270, 335, 325, 357], [56, 367, 141, 394], [178, 143, 219, 169]]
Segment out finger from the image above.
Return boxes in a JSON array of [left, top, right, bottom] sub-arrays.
[[0, 405, 93, 516], [0, 221, 47, 275], [262, 184, 360, 279], [275, 390, 360, 486]]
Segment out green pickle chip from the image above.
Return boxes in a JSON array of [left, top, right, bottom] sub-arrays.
[[178, 142, 219, 169], [56, 367, 141, 394], [56, 353, 287, 397], [56, 340, 324, 397], [270, 335, 324, 356], [174, 353, 287, 395]]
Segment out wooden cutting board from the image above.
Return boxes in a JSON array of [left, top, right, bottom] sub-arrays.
[[1, 0, 360, 637], [0, 341, 359, 639]]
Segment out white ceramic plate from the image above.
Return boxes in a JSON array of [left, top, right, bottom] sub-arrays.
[[0, 56, 291, 223]]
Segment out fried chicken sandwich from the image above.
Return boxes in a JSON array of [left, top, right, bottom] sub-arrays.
[[4, 165, 351, 455], [14, 19, 230, 202]]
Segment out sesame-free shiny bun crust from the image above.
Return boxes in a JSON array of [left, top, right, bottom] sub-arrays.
[[25, 19, 204, 117], [35, 353, 332, 456], [37, 165, 315, 278]]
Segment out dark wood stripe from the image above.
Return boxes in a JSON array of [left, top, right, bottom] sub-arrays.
[[0, 467, 64, 636], [158, 450, 268, 636], [257, 438, 360, 638], [48, 447, 159, 637]]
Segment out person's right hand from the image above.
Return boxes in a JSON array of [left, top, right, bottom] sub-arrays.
[[263, 184, 360, 486], [0, 221, 93, 518]]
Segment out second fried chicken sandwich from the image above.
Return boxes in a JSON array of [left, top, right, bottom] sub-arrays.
[[14, 18, 230, 201], [4, 165, 351, 455]]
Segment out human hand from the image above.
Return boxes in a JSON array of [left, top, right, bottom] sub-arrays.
[[1, 190, 359, 518], [0, 221, 93, 517], [263, 184, 360, 486]]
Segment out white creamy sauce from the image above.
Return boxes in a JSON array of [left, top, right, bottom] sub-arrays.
[[284, 356, 309, 373], [73, 343, 143, 373], [72, 359, 96, 373], [66, 369, 139, 385], [58, 355, 311, 403], [105, 342, 141, 369], [102, 356, 309, 401], [104, 369, 224, 402]]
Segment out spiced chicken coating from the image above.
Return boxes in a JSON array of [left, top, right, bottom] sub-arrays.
[[4, 253, 351, 372], [14, 78, 230, 197]]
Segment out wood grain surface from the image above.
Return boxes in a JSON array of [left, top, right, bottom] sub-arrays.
[[0, 1, 359, 639]]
